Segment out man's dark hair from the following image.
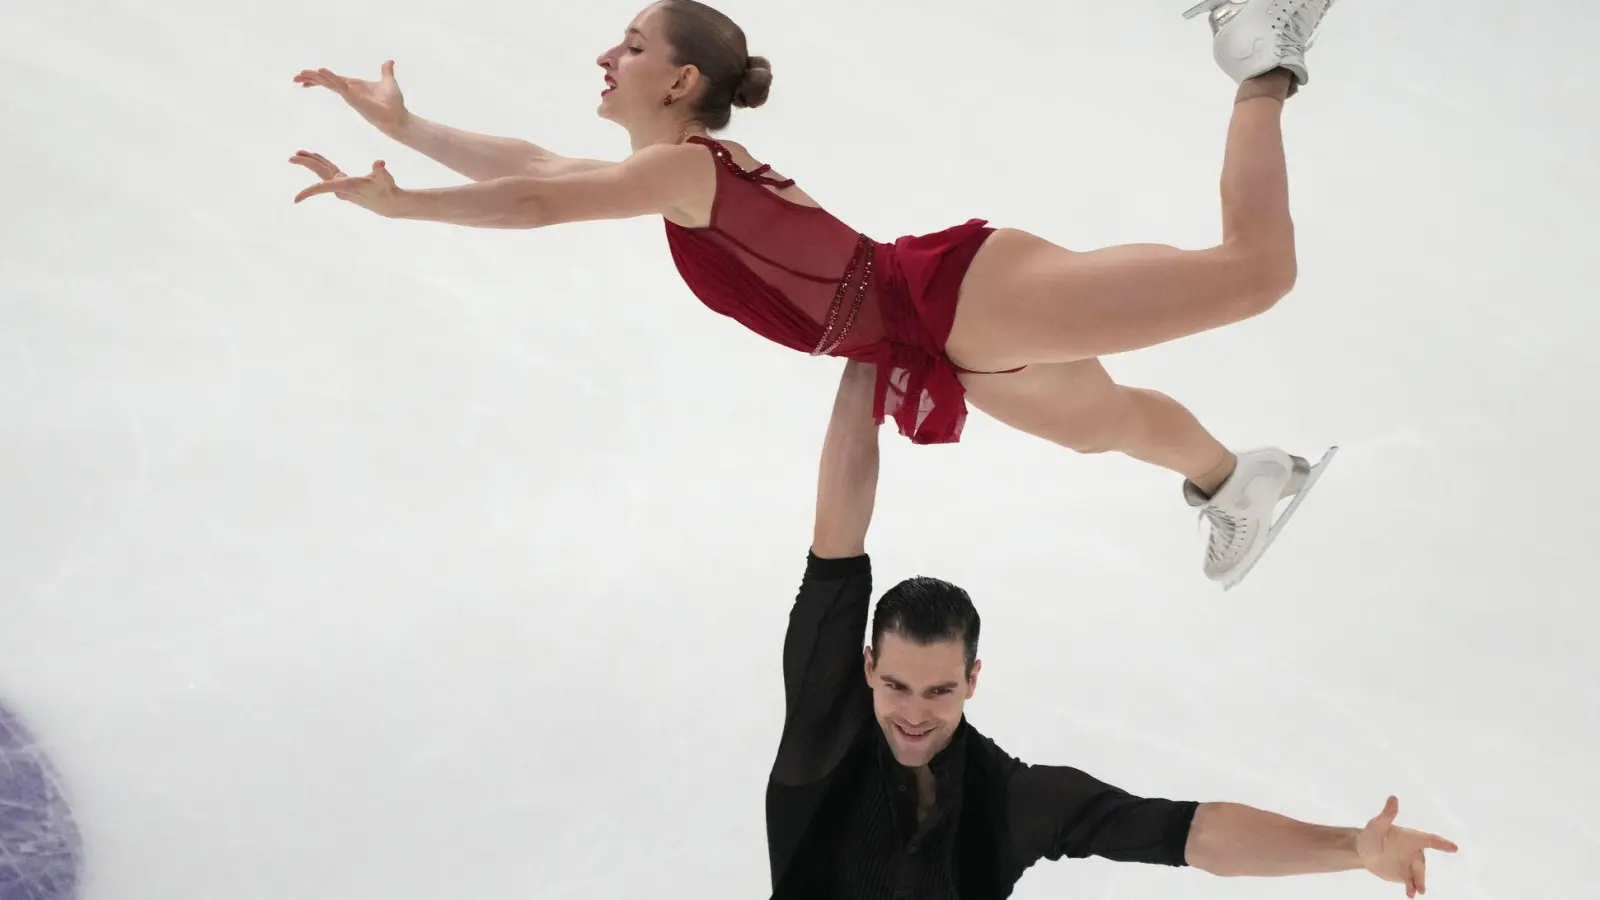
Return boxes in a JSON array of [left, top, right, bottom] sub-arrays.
[[870, 576, 981, 674]]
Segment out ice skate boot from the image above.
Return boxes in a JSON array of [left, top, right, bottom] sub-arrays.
[[1181, 0, 1339, 93], [1184, 445, 1338, 590]]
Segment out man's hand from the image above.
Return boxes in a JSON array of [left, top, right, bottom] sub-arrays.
[[1356, 796, 1458, 898]]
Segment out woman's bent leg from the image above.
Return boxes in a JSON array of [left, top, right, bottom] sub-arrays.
[[946, 73, 1299, 371]]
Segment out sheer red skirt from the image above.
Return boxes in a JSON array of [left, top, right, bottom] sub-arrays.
[[862, 219, 995, 444]]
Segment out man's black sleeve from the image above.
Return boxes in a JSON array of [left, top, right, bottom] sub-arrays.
[[1006, 762, 1200, 867], [769, 551, 875, 786]]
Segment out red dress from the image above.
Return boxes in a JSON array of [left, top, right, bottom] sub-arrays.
[[663, 135, 999, 445]]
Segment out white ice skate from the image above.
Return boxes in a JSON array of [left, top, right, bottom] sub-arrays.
[[1182, 0, 1339, 92], [1184, 446, 1338, 590]]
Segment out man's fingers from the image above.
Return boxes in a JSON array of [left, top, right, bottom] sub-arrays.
[[1369, 795, 1400, 829], [1424, 832, 1458, 853]]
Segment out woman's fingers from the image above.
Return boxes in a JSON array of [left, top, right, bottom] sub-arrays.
[[295, 177, 360, 204], [289, 151, 342, 180]]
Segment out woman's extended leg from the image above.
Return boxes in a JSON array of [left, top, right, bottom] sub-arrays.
[[959, 359, 1335, 588], [944, 0, 1343, 369], [956, 360, 1237, 494], [945, 71, 1298, 371]]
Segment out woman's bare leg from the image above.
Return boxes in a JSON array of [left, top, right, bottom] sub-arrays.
[[946, 73, 1299, 371], [958, 360, 1237, 494], [960, 356, 1338, 590]]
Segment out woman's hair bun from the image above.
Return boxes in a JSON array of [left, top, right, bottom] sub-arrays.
[[733, 55, 772, 109]]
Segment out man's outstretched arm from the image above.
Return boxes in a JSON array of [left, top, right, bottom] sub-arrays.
[[1008, 762, 1458, 899], [1185, 796, 1458, 897]]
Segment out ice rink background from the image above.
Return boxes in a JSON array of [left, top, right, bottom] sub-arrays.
[[2, 0, 1595, 898]]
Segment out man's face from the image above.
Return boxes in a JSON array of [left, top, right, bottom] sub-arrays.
[[864, 631, 980, 768]]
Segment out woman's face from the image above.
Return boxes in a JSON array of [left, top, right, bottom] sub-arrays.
[[595, 5, 689, 126]]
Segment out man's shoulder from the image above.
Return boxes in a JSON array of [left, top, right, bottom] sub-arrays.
[[958, 721, 1030, 783], [958, 719, 1005, 755]]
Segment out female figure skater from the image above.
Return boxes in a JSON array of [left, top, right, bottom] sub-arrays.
[[289, 0, 1340, 589]]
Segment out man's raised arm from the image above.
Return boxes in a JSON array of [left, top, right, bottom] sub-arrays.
[[811, 360, 880, 559]]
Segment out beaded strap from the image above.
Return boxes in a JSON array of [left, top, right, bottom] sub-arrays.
[[691, 136, 797, 188], [811, 235, 873, 356]]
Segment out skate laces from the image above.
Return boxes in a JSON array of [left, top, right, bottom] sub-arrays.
[[1198, 504, 1252, 565], [1277, 0, 1330, 51]]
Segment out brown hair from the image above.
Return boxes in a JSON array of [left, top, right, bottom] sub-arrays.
[[657, 0, 771, 131]]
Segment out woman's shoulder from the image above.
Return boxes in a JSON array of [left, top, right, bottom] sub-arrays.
[[672, 134, 767, 169]]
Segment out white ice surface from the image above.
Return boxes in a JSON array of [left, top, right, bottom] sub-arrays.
[[2, 0, 1596, 898]]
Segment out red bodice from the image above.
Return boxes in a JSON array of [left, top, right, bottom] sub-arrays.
[[663, 135, 989, 444]]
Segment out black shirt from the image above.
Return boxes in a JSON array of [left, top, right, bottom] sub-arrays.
[[765, 552, 1199, 900]]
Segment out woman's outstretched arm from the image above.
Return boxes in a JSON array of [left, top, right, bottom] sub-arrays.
[[295, 62, 614, 181], [290, 143, 707, 229], [389, 114, 615, 181], [391, 142, 702, 228]]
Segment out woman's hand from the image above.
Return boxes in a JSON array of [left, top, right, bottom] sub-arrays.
[[290, 151, 406, 217], [294, 61, 409, 135]]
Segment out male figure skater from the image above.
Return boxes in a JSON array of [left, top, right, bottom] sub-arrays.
[[765, 360, 1457, 899]]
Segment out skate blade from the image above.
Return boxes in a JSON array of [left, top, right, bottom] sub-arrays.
[[1182, 0, 1232, 20], [1220, 445, 1339, 591]]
